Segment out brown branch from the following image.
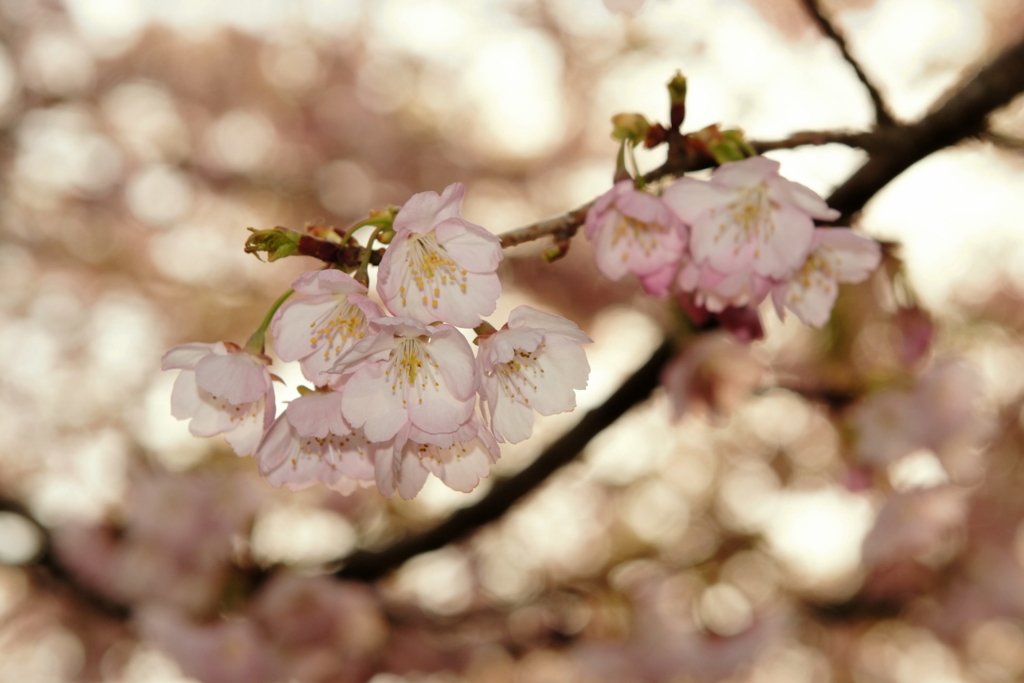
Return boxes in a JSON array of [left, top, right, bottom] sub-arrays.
[[798, 0, 896, 127], [751, 129, 879, 153], [827, 33, 1024, 222], [335, 340, 675, 581]]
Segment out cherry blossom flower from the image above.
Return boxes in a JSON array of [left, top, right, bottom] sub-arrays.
[[332, 317, 477, 443], [376, 183, 503, 328], [676, 258, 773, 312], [477, 306, 592, 444], [255, 388, 375, 494], [584, 180, 688, 297], [162, 341, 275, 457], [663, 156, 836, 281], [270, 270, 383, 386], [371, 416, 499, 499], [771, 228, 882, 328]]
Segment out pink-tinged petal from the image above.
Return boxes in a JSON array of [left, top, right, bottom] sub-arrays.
[[342, 363, 409, 442], [662, 177, 733, 224], [768, 176, 840, 221], [194, 353, 270, 405], [429, 325, 477, 401], [407, 386, 474, 436], [584, 182, 629, 239], [161, 342, 219, 371], [170, 370, 203, 421], [639, 262, 678, 298], [291, 269, 367, 296], [770, 284, 787, 321], [421, 440, 492, 493], [425, 270, 501, 328], [782, 272, 840, 328], [711, 156, 779, 189], [333, 434, 376, 481], [186, 395, 237, 438], [329, 327, 396, 376], [815, 228, 882, 282], [393, 183, 466, 234], [479, 327, 544, 372], [490, 391, 535, 444], [435, 218, 503, 272], [285, 390, 349, 438], [375, 230, 412, 310], [395, 451, 430, 500], [256, 414, 301, 478], [591, 209, 632, 281], [507, 306, 592, 345], [271, 295, 339, 362], [689, 210, 758, 274], [223, 402, 267, 457], [753, 202, 815, 278]]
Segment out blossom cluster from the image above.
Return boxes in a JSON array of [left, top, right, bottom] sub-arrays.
[[585, 156, 882, 327], [163, 184, 592, 499]]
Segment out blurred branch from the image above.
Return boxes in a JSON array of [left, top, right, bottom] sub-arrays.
[[0, 494, 130, 620], [751, 129, 879, 153], [335, 340, 675, 581], [827, 32, 1024, 221], [979, 129, 1024, 151], [798, 0, 896, 127]]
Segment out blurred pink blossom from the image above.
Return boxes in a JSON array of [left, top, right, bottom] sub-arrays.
[[771, 228, 881, 327], [661, 332, 764, 422]]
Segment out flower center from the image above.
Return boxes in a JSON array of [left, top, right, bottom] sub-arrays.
[[495, 346, 546, 405], [308, 300, 367, 361], [611, 213, 665, 260], [384, 337, 442, 405], [711, 184, 779, 255], [398, 234, 469, 309]]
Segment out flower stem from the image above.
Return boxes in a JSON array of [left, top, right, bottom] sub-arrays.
[[245, 288, 294, 355], [354, 226, 388, 286]]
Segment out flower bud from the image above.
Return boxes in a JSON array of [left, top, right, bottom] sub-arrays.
[[667, 71, 687, 129], [244, 227, 301, 262], [611, 113, 651, 146]]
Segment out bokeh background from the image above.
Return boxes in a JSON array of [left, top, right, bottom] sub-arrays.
[[2, 0, 1024, 681]]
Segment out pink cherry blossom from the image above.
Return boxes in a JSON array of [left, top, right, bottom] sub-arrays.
[[162, 341, 275, 457], [663, 156, 836, 281], [256, 388, 375, 494], [771, 228, 882, 328], [477, 306, 592, 444], [332, 317, 477, 443], [270, 270, 384, 386], [376, 183, 503, 328], [676, 258, 773, 313], [584, 180, 688, 297]]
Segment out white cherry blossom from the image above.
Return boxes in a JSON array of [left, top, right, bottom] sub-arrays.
[[161, 342, 275, 458], [376, 183, 503, 328], [477, 306, 592, 444], [333, 317, 477, 443], [270, 270, 383, 386], [256, 389, 375, 494]]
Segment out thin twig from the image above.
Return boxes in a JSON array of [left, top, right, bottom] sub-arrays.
[[798, 0, 896, 127], [335, 340, 675, 581]]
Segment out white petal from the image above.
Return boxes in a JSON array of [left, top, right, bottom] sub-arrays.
[[161, 342, 218, 371], [194, 353, 270, 406], [507, 306, 592, 344], [662, 177, 732, 224], [285, 390, 349, 438]]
